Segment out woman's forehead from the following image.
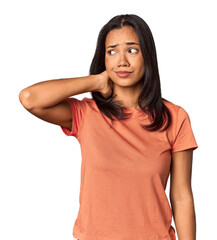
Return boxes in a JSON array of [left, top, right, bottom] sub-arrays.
[[105, 27, 139, 47]]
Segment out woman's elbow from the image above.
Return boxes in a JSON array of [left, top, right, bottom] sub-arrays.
[[19, 89, 34, 110]]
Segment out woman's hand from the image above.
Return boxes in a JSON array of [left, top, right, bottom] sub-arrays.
[[97, 70, 114, 98]]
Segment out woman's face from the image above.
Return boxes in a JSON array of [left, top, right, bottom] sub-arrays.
[[105, 26, 145, 88]]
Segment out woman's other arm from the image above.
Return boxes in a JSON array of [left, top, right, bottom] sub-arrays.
[[170, 149, 196, 240]]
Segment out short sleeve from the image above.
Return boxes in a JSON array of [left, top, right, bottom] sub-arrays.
[[172, 107, 198, 152], [60, 97, 86, 138]]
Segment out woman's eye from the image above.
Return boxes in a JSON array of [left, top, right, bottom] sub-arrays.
[[107, 50, 116, 55], [129, 48, 138, 53]]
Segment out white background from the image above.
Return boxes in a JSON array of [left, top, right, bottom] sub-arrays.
[[0, 0, 216, 239]]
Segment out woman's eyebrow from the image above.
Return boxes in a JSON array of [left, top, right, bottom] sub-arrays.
[[106, 42, 139, 49]]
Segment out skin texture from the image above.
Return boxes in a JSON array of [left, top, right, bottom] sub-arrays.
[[105, 26, 145, 109]]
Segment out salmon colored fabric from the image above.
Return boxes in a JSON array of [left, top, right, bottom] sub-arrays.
[[60, 97, 198, 240]]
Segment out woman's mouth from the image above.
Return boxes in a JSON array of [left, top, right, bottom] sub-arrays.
[[115, 71, 133, 78]]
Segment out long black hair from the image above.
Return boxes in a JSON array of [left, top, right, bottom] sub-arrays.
[[89, 14, 172, 132]]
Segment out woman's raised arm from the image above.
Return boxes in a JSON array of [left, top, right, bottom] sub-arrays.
[[18, 75, 102, 131]]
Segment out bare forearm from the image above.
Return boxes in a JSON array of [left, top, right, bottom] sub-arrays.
[[171, 196, 196, 240], [19, 75, 101, 109]]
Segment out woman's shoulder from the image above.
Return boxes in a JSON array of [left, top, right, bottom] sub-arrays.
[[81, 97, 96, 107], [162, 98, 182, 113], [80, 97, 100, 113], [162, 98, 191, 122]]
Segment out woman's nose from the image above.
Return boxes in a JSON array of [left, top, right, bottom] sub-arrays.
[[117, 53, 130, 67]]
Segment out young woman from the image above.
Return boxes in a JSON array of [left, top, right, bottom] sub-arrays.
[[19, 14, 198, 240]]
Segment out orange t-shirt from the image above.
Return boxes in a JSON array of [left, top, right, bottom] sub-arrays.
[[60, 97, 198, 240]]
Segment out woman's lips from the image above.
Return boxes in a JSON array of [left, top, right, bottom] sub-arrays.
[[115, 71, 133, 78]]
